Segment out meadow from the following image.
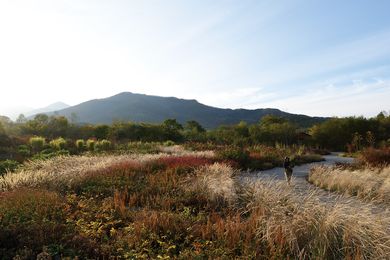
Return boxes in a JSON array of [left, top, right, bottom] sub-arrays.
[[1, 114, 390, 258], [1, 145, 389, 259]]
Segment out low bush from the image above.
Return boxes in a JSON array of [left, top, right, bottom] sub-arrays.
[[29, 136, 46, 153], [126, 141, 160, 154], [358, 147, 390, 167], [17, 145, 30, 157], [0, 160, 20, 176], [86, 139, 95, 152], [95, 139, 112, 152], [50, 137, 67, 150], [216, 147, 250, 169], [164, 140, 175, 146], [0, 189, 77, 258], [75, 139, 86, 152]]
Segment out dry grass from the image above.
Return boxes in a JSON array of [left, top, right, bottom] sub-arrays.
[[0, 149, 214, 192], [1, 153, 390, 258], [189, 163, 238, 205], [243, 180, 390, 259], [309, 165, 390, 204], [189, 165, 390, 259]]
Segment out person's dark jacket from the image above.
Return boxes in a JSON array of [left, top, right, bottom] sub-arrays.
[[283, 160, 291, 169]]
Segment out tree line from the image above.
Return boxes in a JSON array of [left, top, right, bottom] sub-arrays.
[[1, 112, 389, 159]]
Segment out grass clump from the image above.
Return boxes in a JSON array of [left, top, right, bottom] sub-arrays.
[[29, 136, 46, 153], [309, 165, 390, 204], [75, 139, 86, 152], [49, 137, 67, 150]]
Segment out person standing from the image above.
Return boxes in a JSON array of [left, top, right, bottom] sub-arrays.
[[283, 157, 293, 185]]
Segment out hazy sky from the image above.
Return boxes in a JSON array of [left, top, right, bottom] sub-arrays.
[[1, 0, 390, 119]]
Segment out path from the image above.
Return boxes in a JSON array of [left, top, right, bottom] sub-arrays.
[[241, 153, 388, 214]]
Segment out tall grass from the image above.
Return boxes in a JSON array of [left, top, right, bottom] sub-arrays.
[[1, 154, 389, 258], [0, 151, 215, 192], [309, 165, 390, 204], [242, 180, 390, 259]]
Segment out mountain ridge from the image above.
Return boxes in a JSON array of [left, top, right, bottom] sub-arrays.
[[25, 102, 70, 117], [37, 92, 326, 128]]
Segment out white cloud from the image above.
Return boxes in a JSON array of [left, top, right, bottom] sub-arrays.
[[259, 79, 390, 117]]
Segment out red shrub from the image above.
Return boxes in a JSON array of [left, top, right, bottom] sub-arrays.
[[359, 147, 390, 167], [153, 156, 215, 169]]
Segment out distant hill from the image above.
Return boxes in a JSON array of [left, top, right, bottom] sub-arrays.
[[43, 92, 326, 128], [27, 102, 70, 117]]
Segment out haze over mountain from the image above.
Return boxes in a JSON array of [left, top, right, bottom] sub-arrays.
[[38, 92, 326, 128], [25, 102, 70, 117]]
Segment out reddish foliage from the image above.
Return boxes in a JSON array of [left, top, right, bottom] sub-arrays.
[[153, 156, 215, 169], [359, 147, 390, 167]]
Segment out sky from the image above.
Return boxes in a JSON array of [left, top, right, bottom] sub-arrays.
[[0, 0, 390, 119]]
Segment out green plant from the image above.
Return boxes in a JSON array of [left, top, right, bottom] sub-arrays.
[[29, 136, 46, 153], [164, 140, 175, 146], [18, 145, 31, 157], [86, 139, 96, 152], [50, 137, 67, 150], [126, 142, 160, 154], [216, 147, 250, 169], [0, 159, 20, 176], [95, 139, 111, 152], [75, 139, 86, 152]]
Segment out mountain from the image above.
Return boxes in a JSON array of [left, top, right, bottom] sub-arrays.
[[44, 92, 326, 128], [26, 102, 70, 117]]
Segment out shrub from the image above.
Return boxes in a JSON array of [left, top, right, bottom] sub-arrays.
[[0, 160, 20, 176], [95, 139, 111, 152], [29, 136, 46, 153], [32, 149, 70, 161], [50, 137, 67, 150], [126, 142, 160, 154], [152, 155, 215, 170], [359, 147, 390, 167], [18, 145, 30, 157], [86, 139, 96, 152], [216, 147, 250, 169], [164, 140, 175, 146], [0, 189, 71, 258], [75, 139, 86, 152]]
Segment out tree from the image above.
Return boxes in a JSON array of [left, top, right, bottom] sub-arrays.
[[366, 131, 375, 147], [93, 125, 110, 140], [184, 120, 206, 142], [185, 120, 205, 133], [163, 119, 183, 132], [249, 115, 297, 145], [162, 119, 183, 142], [34, 114, 49, 125], [0, 122, 5, 135], [16, 114, 27, 124], [351, 132, 363, 151], [47, 116, 69, 138]]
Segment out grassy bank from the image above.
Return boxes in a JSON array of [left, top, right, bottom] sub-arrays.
[[309, 165, 390, 205]]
